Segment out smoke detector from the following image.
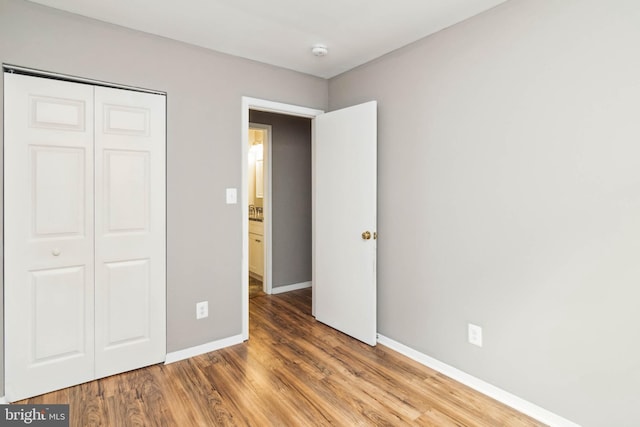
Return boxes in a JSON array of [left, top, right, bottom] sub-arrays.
[[311, 45, 328, 57]]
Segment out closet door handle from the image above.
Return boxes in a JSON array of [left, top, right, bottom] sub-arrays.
[[52, 248, 61, 256]]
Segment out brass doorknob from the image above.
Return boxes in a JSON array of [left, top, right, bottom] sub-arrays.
[[362, 231, 371, 240]]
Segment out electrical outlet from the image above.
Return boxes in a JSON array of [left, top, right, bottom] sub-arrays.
[[196, 301, 209, 319], [468, 323, 483, 347]]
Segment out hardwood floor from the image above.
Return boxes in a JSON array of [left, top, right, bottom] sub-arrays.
[[249, 276, 264, 299], [19, 289, 545, 426]]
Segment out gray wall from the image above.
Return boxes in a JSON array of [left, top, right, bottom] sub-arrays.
[[249, 111, 312, 289], [0, 0, 327, 394], [329, 0, 640, 426]]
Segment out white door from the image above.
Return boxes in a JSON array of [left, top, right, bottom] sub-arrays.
[[4, 73, 96, 400], [4, 73, 166, 401], [314, 101, 377, 346], [94, 86, 166, 378]]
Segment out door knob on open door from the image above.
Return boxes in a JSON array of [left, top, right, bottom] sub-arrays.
[[362, 231, 372, 240]]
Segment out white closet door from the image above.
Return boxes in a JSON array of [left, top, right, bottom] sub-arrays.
[[4, 73, 95, 401], [93, 86, 166, 378]]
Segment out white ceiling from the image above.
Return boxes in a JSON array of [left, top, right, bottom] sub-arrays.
[[28, 0, 508, 79]]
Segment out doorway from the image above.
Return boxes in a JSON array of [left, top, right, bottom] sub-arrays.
[[241, 98, 323, 340], [242, 97, 378, 346], [248, 123, 270, 297]]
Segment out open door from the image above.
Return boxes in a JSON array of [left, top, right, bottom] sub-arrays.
[[314, 101, 377, 346]]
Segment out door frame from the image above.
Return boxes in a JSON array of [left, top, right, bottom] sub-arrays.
[[241, 97, 324, 340], [248, 122, 272, 294]]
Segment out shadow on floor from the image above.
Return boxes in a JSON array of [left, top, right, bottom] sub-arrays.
[[249, 276, 265, 298]]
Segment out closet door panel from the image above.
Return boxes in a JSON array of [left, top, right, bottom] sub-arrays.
[[31, 267, 87, 361], [103, 260, 151, 347], [4, 73, 95, 402], [104, 150, 150, 234], [94, 86, 166, 378], [31, 146, 86, 236]]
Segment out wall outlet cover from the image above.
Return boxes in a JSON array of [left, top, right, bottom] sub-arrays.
[[468, 323, 483, 347], [196, 301, 209, 319]]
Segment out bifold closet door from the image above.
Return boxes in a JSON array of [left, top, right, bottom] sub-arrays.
[[4, 73, 96, 400], [4, 73, 166, 401], [93, 86, 166, 379]]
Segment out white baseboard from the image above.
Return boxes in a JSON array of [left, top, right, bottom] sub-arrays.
[[164, 334, 244, 364], [0, 396, 6, 404], [271, 281, 312, 294], [376, 334, 581, 427]]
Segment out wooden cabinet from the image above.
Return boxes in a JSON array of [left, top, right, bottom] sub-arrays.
[[249, 220, 264, 278]]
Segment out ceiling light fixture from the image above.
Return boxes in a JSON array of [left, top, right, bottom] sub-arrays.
[[311, 44, 328, 57]]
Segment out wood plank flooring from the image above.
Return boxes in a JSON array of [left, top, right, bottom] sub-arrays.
[[249, 276, 265, 299], [19, 289, 546, 426]]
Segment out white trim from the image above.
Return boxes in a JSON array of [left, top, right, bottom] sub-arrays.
[[242, 100, 250, 340], [0, 396, 7, 404], [244, 98, 325, 119], [376, 335, 582, 427], [241, 97, 324, 341], [265, 124, 273, 295], [3, 64, 165, 95], [164, 334, 244, 364], [271, 281, 312, 295]]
